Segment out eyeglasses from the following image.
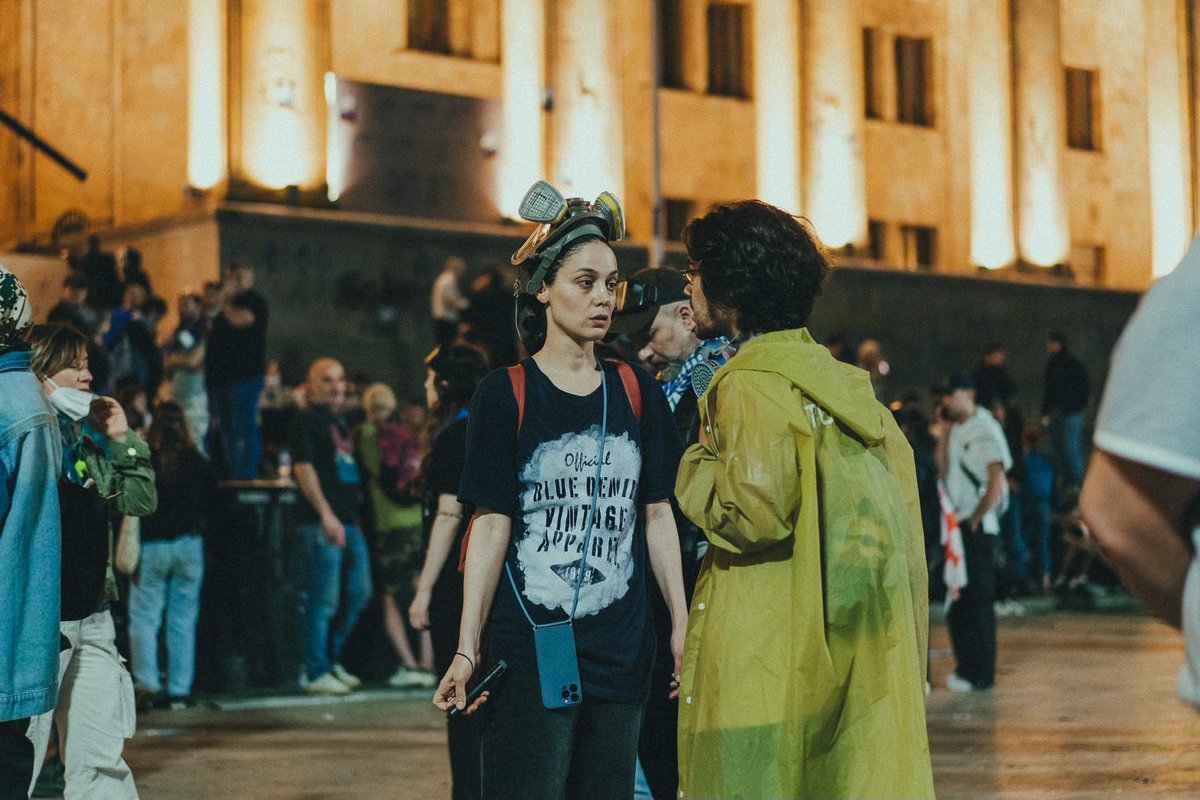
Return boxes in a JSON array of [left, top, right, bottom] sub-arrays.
[[680, 264, 701, 285]]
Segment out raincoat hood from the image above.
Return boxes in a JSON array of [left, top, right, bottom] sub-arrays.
[[714, 327, 886, 445]]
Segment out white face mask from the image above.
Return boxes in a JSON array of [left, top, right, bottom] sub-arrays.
[[44, 378, 96, 422]]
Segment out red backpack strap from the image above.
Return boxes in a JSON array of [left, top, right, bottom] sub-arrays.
[[458, 510, 482, 572], [612, 360, 642, 422], [507, 364, 527, 432]]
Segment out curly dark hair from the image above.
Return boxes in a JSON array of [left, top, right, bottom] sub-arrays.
[[682, 200, 830, 334]]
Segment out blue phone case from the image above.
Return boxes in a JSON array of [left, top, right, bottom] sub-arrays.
[[533, 620, 582, 709]]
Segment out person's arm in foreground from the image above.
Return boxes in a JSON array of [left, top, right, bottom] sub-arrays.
[[433, 510, 510, 714], [1081, 451, 1199, 628], [644, 499, 689, 697], [409, 493, 464, 630]]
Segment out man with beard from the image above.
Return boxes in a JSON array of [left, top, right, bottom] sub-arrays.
[[609, 267, 727, 800], [674, 201, 933, 799]]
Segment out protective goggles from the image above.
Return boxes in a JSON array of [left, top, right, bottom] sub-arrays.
[[613, 280, 659, 317], [511, 181, 625, 294]]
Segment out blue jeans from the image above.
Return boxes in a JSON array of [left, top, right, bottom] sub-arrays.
[[1048, 410, 1085, 487], [1025, 495, 1053, 579], [1001, 492, 1028, 583], [128, 535, 205, 696], [210, 376, 264, 479], [299, 522, 372, 680]]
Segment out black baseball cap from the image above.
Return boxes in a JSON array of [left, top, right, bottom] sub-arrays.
[[608, 267, 690, 335], [938, 372, 976, 393]]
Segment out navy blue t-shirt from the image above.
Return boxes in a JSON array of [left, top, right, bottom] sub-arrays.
[[458, 358, 681, 704]]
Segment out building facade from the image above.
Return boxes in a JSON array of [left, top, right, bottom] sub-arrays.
[[2, 0, 1196, 291]]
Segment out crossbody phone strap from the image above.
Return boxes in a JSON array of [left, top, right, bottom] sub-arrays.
[[506, 362, 609, 626]]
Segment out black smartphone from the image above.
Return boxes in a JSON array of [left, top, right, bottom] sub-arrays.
[[448, 659, 508, 717]]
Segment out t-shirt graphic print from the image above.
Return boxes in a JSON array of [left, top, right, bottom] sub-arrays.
[[517, 427, 640, 617], [458, 358, 681, 703]]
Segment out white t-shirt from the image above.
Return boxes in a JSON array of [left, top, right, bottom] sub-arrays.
[[430, 270, 467, 321], [946, 407, 1013, 534], [1094, 236, 1200, 708]]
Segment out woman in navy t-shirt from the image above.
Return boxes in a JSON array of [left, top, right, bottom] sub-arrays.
[[433, 186, 688, 800]]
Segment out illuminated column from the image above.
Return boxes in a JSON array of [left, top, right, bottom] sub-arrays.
[[802, 0, 867, 246], [238, 0, 328, 190], [188, 0, 226, 190], [753, 0, 802, 215], [967, 0, 1016, 268], [550, 0, 624, 201], [1145, 0, 1192, 277], [498, 0, 545, 218], [1013, 0, 1069, 266]]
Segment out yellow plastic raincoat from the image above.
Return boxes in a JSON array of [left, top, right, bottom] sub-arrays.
[[676, 328, 934, 799]]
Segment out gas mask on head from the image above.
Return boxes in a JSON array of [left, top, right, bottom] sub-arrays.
[[510, 181, 626, 342]]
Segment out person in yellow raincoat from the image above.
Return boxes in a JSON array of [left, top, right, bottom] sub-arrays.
[[674, 200, 934, 799]]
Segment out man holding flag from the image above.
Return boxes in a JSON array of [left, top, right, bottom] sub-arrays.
[[937, 372, 1013, 692]]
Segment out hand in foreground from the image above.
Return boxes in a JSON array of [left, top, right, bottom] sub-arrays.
[[668, 621, 686, 700], [433, 653, 488, 715], [88, 397, 129, 440]]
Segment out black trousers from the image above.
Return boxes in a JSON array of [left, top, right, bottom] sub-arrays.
[[946, 525, 998, 687], [481, 672, 643, 800], [431, 577, 482, 800], [0, 717, 33, 800]]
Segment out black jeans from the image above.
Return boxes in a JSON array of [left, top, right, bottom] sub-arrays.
[[482, 671, 643, 800], [0, 717, 33, 800], [947, 525, 998, 687]]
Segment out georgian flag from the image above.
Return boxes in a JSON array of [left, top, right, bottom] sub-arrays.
[[939, 480, 968, 609]]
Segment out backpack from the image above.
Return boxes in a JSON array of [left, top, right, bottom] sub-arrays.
[[457, 360, 642, 571], [375, 421, 423, 505]]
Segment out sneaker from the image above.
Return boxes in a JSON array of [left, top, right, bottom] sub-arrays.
[[946, 672, 993, 692], [994, 599, 1026, 617], [134, 686, 164, 713], [167, 695, 197, 710], [331, 663, 362, 690], [388, 666, 438, 689], [304, 672, 351, 695]]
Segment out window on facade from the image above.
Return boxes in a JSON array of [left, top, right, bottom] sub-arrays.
[[894, 36, 932, 126], [664, 198, 696, 241], [863, 28, 881, 120], [867, 219, 886, 261], [707, 3, 748, 98], [1065, 67, 1099, 150], [1070, 243, 1106, 285], [900, 224, 936, 270], [408, 0, 450, 55], [659, 0, 686, 89]]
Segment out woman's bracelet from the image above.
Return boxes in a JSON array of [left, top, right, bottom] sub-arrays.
[[454, 651, 475, 671]]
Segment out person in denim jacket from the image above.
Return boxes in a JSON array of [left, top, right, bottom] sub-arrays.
[[0, 266, 63, 800]]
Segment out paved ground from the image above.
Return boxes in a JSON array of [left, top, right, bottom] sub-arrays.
[[98, 611, 1200, 798]]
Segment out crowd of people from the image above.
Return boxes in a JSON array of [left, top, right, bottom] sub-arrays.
[[0, 177, 1184, 800]]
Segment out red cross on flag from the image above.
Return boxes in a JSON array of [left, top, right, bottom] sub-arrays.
[[938, 480, 968, 609]]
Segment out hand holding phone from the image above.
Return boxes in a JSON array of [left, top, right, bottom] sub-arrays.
[[447, 659, 508, 717]]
